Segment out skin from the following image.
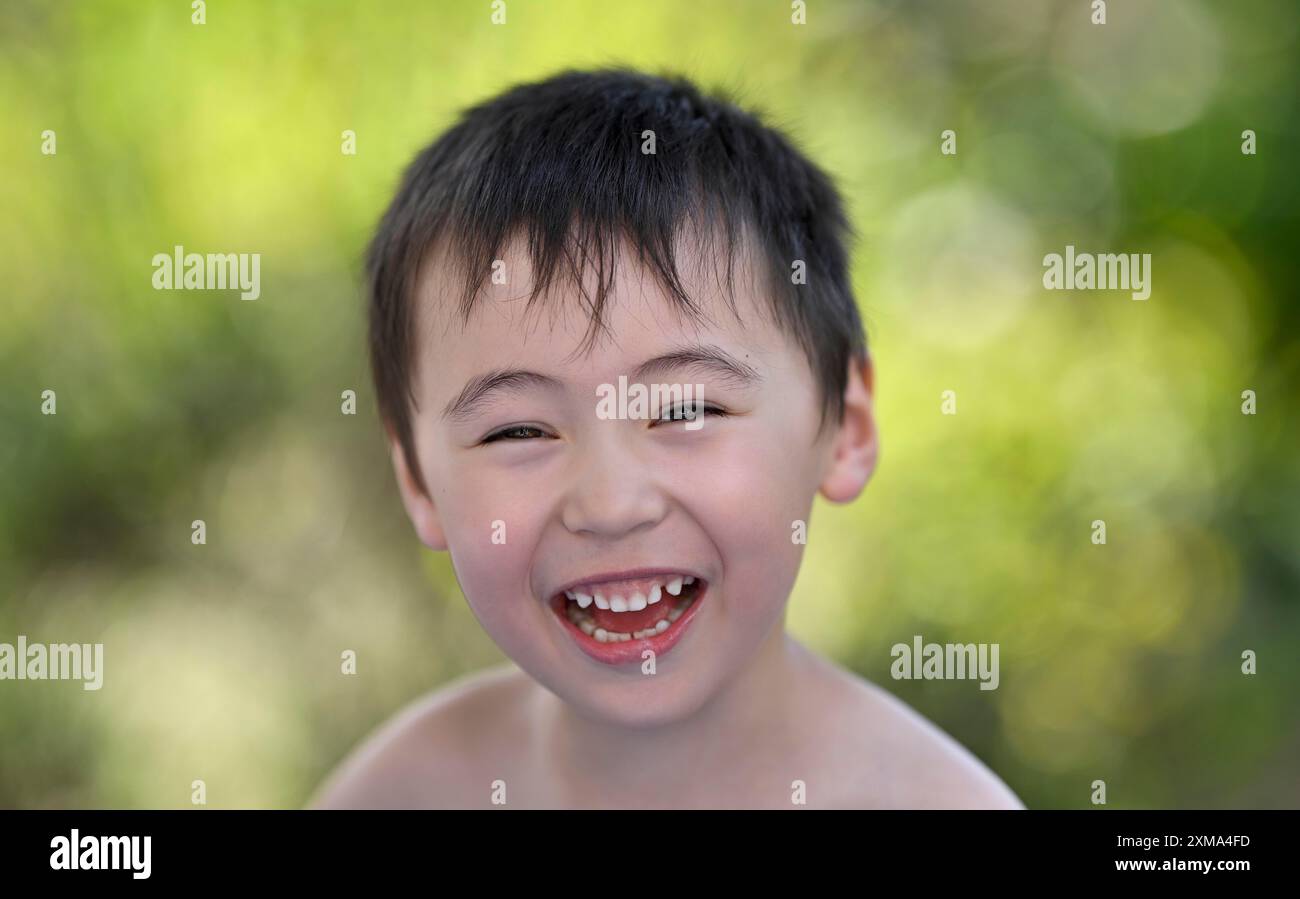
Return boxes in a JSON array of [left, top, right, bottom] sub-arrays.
[[312, 236, 1024, 809]]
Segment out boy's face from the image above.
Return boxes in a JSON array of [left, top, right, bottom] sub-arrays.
[[392, 237, 877, 726]]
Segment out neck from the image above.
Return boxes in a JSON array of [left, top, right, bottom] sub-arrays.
[[535, 620, 816, 807]]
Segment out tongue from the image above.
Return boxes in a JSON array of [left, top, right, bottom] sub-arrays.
[[589, 597, 678, 633]]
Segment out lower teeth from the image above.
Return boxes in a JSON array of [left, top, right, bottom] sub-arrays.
[[564, 593, 695, 643]]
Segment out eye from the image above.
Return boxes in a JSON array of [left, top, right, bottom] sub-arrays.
[[481, 424, 552, 444], [652, 404, 728, 426]]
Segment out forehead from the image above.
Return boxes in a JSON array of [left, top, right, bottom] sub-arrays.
[[410, 234, 781, 386]]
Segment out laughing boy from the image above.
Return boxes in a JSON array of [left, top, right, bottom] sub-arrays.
[[313, 69, 1022, 809]]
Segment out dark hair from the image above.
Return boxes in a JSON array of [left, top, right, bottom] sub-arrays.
[[367, 68, 866, 493]]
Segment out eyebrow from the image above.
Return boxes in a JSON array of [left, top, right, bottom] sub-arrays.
[[442, 370, 563, 422], [441, 344, 761, 422], [631, 344, 762, 388]]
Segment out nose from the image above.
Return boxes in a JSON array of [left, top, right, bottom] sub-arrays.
[[560, 435, 668, 539]]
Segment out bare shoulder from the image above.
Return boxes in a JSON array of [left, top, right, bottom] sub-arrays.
[[799, 648, 1025, 809], [308, 663, 535, 809]]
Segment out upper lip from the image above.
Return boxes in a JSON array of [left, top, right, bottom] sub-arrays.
[[548, 566, 705, 599]]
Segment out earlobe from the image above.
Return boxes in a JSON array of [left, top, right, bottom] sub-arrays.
[[389, 436, 448, 551], [818, 354, 880, 504]]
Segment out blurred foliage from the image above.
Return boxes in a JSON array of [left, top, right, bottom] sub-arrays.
[[1, 0, 1297, 809]]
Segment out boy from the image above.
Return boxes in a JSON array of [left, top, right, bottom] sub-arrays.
[[313, 69, 1022, 809]]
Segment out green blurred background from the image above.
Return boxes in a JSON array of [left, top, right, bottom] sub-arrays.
[[1, 0, 1297, 808]]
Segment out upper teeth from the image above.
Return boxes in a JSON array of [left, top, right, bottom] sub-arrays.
[[564, 575, 696, 612]]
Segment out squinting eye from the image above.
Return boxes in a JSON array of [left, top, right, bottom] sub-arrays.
[[654, 404, 727, 426], [481, 425, 550, 444]]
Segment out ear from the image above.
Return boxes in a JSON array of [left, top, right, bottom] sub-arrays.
[[818, 353, 880, 503], [388, 431, 448, 551]]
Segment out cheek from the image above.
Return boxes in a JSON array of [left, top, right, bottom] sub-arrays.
[[434, 462, 547, 627], [672, 425, 817, 611], [689, 403, 822, 530]]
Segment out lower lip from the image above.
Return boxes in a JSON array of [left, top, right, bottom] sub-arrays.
[[550, 583, 708, 666]]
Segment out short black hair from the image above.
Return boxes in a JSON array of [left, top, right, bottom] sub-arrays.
[[367, 68, 866, 493]]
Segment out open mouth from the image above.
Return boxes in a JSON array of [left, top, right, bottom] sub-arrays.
[[548, 571, 707, 665]]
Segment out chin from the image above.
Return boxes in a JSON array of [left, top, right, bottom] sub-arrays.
[[561, 672, 721, 729]]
